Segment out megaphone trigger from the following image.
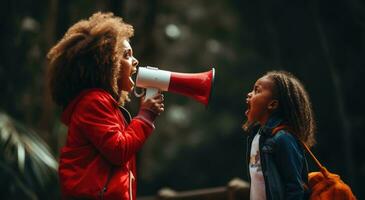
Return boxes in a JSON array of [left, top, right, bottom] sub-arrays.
[[145, 88, 159, 100]]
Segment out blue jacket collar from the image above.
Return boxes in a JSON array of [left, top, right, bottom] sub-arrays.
[[260, 114, 284, 136]]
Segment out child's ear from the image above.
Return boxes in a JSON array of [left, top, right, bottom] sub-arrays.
[[268, 100, 279, 110]]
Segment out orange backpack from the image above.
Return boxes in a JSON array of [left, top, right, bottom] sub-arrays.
[[272, 125, 357, 200]]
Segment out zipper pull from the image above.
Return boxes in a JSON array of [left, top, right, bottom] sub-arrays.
[[130, 171, 135, 181], [129, 170, 135, 200], [100, 186, 107, 200]]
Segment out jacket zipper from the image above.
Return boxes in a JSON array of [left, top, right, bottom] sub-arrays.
[[258, 128, 271, 199], [100, 168, 113, 200]]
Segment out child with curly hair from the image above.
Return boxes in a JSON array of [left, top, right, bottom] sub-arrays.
[[243, 71, 316, 200], [47, 12, 164, 200]]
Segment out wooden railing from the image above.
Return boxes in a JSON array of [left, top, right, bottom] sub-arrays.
[[137, 178, 250, 200]]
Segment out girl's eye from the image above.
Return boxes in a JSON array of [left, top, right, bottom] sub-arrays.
[[123, 50, 132, 58]]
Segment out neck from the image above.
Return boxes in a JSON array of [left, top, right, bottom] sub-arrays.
[[258, 115, 270, 126]]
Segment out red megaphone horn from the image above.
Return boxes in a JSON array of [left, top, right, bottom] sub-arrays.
[[134, 66, 215, 106]]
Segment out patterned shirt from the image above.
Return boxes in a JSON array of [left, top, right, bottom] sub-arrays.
[[249, 133, 266, 200]]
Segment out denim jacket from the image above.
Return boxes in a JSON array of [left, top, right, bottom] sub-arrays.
[[246, 116, 309, 200]]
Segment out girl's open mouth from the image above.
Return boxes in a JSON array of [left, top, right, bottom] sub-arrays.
[[129, 69, 137, 87], [245, 100, 250, 116]]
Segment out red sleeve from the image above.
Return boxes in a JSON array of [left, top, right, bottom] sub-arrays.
[[72, 91, 154, 166]]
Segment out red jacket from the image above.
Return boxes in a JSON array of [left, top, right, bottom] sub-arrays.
[[59, 89, 155, 200]]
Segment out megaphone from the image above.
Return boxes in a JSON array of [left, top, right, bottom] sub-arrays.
[[134, 66, 215, 106]]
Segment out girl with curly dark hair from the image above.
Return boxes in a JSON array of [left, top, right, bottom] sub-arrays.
[[243, 70, 316, 200]]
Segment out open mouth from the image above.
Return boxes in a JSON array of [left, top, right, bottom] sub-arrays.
[[129, 69, 137, 86], [245, 99, 251, 116]]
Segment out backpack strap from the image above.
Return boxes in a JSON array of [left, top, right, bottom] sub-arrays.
[[300, 141, 329, 177], [272, 125, 329, 178]]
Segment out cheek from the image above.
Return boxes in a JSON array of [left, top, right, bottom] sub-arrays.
[[251, 96, 267, 108], [250, 97, 269, 115], [119, 62, 131, 77], [120, 68, 128, 78]]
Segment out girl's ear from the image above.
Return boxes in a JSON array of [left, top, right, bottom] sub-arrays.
[[268, 100, 279, 111]]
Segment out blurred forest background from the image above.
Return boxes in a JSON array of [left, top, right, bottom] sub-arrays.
[[1, 0, 365, 199]]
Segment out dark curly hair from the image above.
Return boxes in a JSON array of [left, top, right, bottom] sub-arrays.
[[266, 70, 316, 147], [47, 12, 134, 108]]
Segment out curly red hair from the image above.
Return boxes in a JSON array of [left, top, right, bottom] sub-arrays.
[[47, 12, 134, 107]]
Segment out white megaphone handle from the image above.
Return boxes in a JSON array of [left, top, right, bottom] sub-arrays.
[[145, 87, 159, 100]]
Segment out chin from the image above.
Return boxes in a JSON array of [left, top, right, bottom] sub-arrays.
[[127, 85, 134, 93], [118, 85, 133, 93], [122, 88, 132, 94]]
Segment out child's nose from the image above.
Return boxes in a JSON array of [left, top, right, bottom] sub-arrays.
[[247, 92, 252, 98], [132, 57, 139, 67]]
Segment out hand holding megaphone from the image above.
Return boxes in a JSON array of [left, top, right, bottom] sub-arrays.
[[134, 66, 215, 106], [139, 92, 165, 115]]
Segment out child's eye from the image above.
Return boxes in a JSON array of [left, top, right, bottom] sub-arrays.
[[123, 52, 130, 58], [123, 50, 132, 58]]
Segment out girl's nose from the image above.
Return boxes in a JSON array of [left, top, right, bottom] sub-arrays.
[[132, 57, 139, 67], [247, 91, 252, 98]]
